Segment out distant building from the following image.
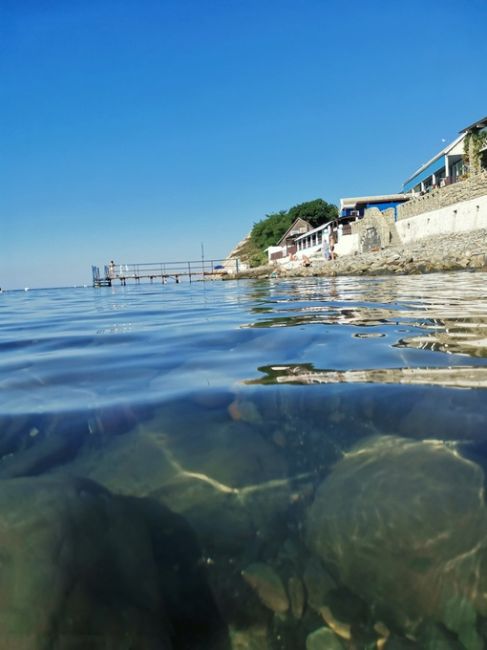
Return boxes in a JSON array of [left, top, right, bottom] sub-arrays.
[[295, 215, 360, 259], [267, 218, 312, 262], [402, 116, 487, 194], [340, 194, 410, 220], [402, 136, 466, 194], [294, 222, 330, 255]]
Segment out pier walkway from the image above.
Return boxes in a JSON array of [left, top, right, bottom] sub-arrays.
[[91, 259, 239, 287]]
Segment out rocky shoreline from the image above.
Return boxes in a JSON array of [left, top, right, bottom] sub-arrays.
[[225, 228, 487, 280]]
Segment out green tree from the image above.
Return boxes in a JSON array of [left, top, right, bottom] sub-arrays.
[[464, 129, 487, 176], [251, 211, 293, 249], [287, 198, 338, 228], [244, 198, 338, 267]]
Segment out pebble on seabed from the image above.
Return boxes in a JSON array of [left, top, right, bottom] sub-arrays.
[[306, 626, 344, 650], [241, 562, 289, 614]]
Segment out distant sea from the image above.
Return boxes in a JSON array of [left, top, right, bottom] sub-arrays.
[[1, 273, 487, 648]]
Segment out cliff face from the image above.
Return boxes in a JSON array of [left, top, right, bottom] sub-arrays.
[[225, 232, 252, 268]]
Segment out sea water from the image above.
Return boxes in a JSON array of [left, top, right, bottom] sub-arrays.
[[1, 272, 487, 649]]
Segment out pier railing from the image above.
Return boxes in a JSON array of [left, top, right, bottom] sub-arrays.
[[92, 258, 240, 286]]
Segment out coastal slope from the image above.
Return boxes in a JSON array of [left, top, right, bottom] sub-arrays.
[[227, 228, 487, 279]]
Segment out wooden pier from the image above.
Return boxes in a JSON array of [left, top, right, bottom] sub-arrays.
[[91, 259, 240, 287]]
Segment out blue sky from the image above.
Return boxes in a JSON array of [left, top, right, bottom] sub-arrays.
[[1, 0, 487, 288]]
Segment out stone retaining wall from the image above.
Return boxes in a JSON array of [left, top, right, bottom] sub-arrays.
[[351, 208, 400, 253], [396, 193, 487, 244], [397, 172, 487, 220]]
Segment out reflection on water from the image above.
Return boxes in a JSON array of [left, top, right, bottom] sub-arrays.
[[397, 317, 487, 357], [250, 362, 487, 389], [0, 273, 487, 648]]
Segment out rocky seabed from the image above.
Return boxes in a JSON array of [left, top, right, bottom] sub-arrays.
[[2, 400, 487, 649]]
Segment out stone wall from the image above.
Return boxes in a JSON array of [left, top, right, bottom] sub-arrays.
[[396, 193, 487, 244], [397, 171, 487, 220], [351, 208, 400, 252]]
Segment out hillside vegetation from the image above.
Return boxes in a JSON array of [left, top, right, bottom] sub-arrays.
[[238, 199, 338, 267]]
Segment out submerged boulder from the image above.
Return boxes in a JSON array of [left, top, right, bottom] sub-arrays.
[[0, 475, 173, 649], [0, 475, 228, 649], [306, 436, 487, 648], [65, 418, 292, 556]]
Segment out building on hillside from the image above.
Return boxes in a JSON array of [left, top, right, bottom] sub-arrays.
[[340, 194, 410, 220], [402, 135, 466, 194], [294, 214, 362, 259], [294, 222, 331, 256], [402, 116, 487, 194], [285, 196, 410, 262], [266, 218, 312, 262]]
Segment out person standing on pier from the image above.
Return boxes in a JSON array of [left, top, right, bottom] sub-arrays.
[[108, 260, 116, 278], [329, 235, 336, 261], [322, 238, 330, 261]]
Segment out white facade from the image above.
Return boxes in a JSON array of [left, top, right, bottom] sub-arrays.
[[295, 223, 330, 255], [396, 194, 487, 244], [335, 234, 360, 256]]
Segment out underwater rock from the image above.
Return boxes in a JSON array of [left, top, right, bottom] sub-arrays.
[[383, 636, 419, 649], [229, 624, 269, 650], [0, 475, 228, 650], [151, 472, 255, 554], [61, 428, 180, 496], [278, 538, 301, 563], [59, 428, 255, 553], [319, 606, 351, 641], [227, 398, 262, 424], [303, 557, 336, 613], [415, 620, 463, 649], [288, 576, 306, 619], [306, 435, 487, 647], [272, 431, 287, 447], [374, 621, 391, 650], [64, 420, 292, 556], [162, 418, 288, 489], [0, 475, 173, 649], [0, 430, 84, 479], [305, 626, 345, 650], [239, 476, 293, 545], [241, 563, 289, 614]]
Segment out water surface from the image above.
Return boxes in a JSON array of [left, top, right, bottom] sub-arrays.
[[1, 272, 487, 649]]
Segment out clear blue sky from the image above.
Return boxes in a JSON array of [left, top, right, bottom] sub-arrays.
[[2, 0, 487, 288]]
